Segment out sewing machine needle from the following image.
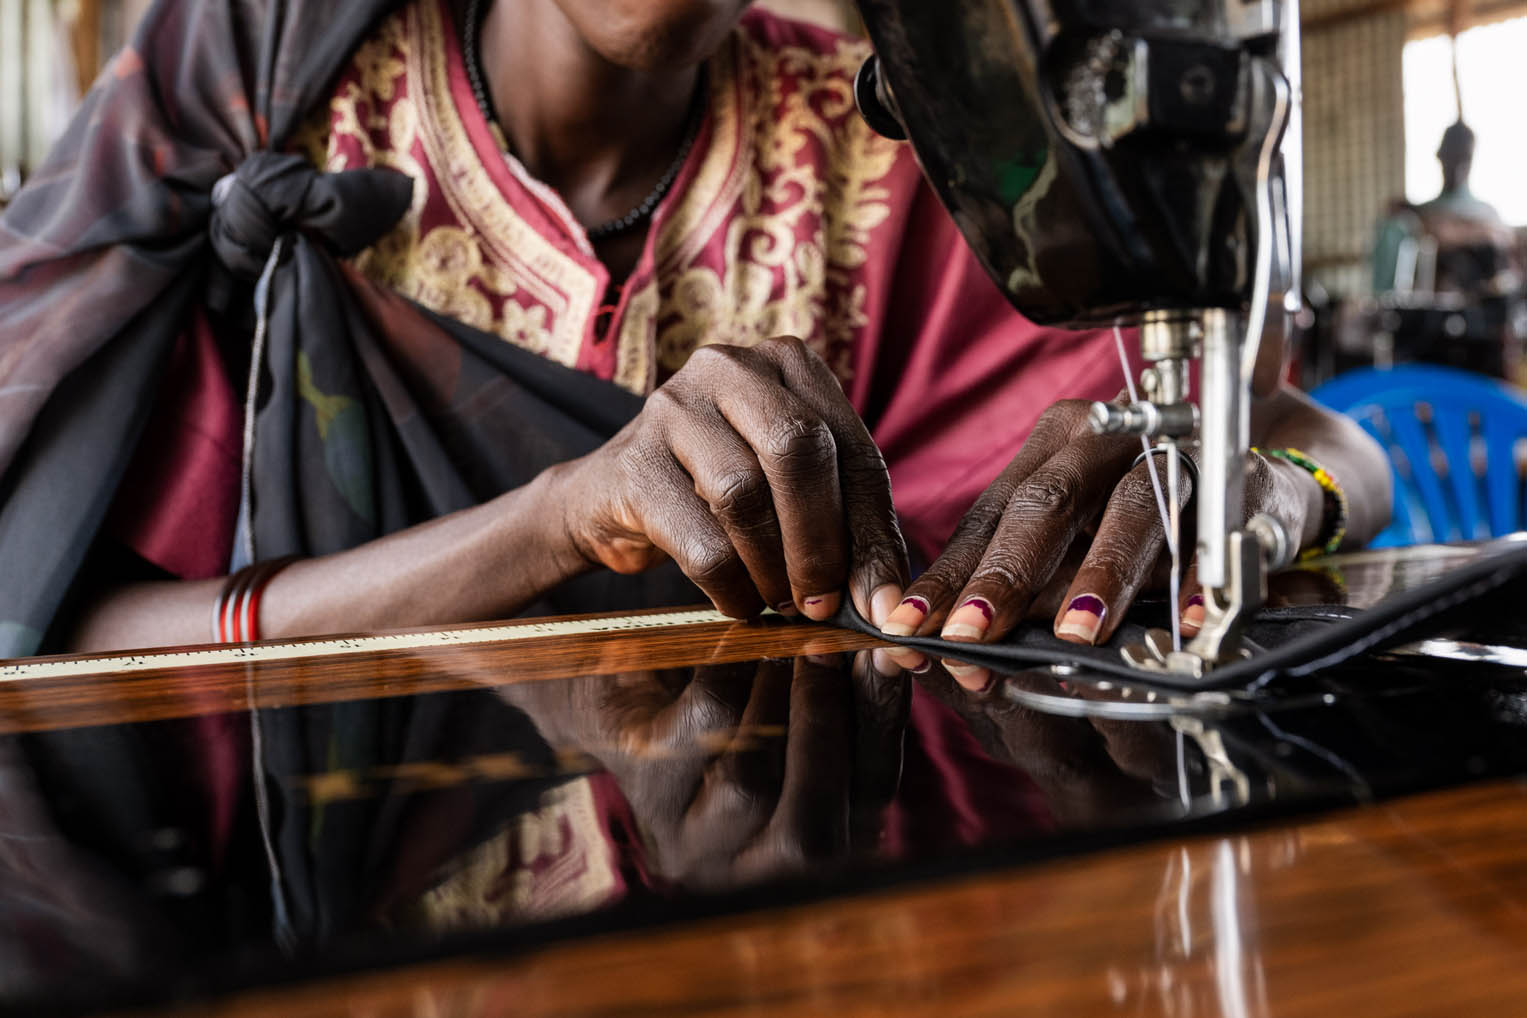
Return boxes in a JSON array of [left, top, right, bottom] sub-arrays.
[[1165, 437, 1182, 652]]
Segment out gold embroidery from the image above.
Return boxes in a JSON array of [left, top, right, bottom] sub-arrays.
[[407, 0, 593, 369], [300, 2, 583, 367], [650, 29, 903, 385], [298, 11, 431, 296], [412, 779, 618, 927], [614, 279, 660, 394], [301, 4, 905, 395]]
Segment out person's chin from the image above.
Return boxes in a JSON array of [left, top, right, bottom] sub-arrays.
[[591, 2, 748, 71]]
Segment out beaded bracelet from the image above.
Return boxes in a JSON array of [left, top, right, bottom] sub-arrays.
[[1251, 446, 1349, 561]]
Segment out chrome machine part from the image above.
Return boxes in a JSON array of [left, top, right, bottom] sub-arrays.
[[1101, 6, 1300, 676], [1087, 398, 1198, 439], [1194, 308, 1247, 591], [1180, 34, 1296, 672], [852, 0, 1302, 677]]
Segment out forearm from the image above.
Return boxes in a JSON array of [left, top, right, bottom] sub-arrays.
[[1251, 384, 1393, 549], [63, 469, 591, 653]]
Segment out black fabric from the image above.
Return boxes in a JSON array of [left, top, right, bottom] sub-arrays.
[[836, 541, 1527, 691], [0, 0, 412, 657], [9, 689, 568, 975], [209, 153, 414, 280], [0, 0, 693, 657], [0, 274, 199, 656], [246, 228, 692, 612]]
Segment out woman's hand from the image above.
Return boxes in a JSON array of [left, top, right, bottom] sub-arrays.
[[909, 661, 1178, 825], [64, 337, 909, 653], [880, 397, 1322, 689], [547, 337, 910, 624], [500, 652, 909, 889]]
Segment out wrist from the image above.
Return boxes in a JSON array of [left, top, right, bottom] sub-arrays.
[[521, 461, 597, 582], [1255, 446, 1351, 557], [1267, 455, 1324, 551]]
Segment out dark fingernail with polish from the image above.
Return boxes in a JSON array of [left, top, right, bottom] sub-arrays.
[[1057, 593, 1107, 645], [801, 592, 840, 621], [1186, 593, 1204, 608], [942, 597, 993, 641], [881, 595, 929, 637]]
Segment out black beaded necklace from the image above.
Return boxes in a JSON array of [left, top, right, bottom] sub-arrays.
[[461, 0, 705, 242]]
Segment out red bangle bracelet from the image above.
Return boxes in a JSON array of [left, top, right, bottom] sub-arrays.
[[210, 557, 298, 644]]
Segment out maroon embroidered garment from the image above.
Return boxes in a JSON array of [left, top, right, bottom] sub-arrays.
[[282, 0, 1138, 565]]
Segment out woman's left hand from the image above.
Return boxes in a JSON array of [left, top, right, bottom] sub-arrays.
[[879, 398, 1317, 688]]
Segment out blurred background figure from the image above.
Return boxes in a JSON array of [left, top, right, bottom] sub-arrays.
[[1366, 120, 1526, 380], [1294, 7, 1527, 389], [1376, 122, 1523, 295]]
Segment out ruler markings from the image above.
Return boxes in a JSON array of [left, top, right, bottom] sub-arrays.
[[0, 608, 734, 681]]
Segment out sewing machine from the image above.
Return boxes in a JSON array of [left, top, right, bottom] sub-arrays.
[[854, 0, 1305, 677]]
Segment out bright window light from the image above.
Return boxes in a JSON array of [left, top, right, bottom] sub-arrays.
[[1403, 16, 1527, 225]]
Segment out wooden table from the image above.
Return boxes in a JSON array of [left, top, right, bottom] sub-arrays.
[[184, 777, 1527, 1018], [3, 598, 1523, 1017]]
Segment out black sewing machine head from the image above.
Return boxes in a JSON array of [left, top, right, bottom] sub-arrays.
[[854, 0, 1301, 330], [855, 1, 1307, 674]]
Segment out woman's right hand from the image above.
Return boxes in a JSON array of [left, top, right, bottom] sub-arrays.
[[547, 336, 909, 625]]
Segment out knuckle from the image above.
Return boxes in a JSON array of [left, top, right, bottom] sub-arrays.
[[683, 538, 743, 587], [849, 514, 907, 581], [763, 334, 809, 361], [1115, 469, 1166, 516], [764, 417, 836, 470], [679, 343, 748, 384], [681, 685, 742, 737], [967, 547, 1029, 591], [769, 334, 837, 382], [686, 343, 731, 369], [850, 502, 905, 558], [708, 467, 772, 524], [839, 439, 889, 479], [642, 385, 684, 422], [1038, 398, 1094, 435], [913, 555, 974, 605], [702, 775, 768, 824], [1008, 470, 1079, 519], [949, 495, 1006, 543]]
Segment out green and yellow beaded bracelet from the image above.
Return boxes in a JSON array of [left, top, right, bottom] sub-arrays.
[[1251, 446, 1349, 561]]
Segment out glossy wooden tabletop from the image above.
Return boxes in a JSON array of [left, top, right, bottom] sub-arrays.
[[5, 544, 1516, 1018], [166, 776, 1527, 1018]]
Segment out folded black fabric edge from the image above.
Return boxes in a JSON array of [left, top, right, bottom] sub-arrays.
[[831, 543, 1527, 692]]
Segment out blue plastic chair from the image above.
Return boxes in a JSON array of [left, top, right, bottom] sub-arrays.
[[1311, 366, 1527, 547]]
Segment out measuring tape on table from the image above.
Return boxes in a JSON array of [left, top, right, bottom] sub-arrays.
[[0, 608, 734, 681]]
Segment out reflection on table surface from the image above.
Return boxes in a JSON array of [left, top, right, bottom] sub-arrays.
[[1266, 535, 1522, 610], [2, 540, 1526, 1015]]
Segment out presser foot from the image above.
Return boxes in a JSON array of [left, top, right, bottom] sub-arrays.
[[1119, 627, 1248, 679], [1119, 514, 1291, 679]]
